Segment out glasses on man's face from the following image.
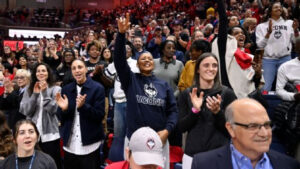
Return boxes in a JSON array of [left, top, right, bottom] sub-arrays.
[[15, 76, 26, 80], [233, 121, 272, 132]]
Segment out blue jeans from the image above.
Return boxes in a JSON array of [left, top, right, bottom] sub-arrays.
[[113, 102, 127, 138], [262, 55, 291, 91]]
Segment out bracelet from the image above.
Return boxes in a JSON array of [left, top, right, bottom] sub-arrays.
[[191, 107, 200, 114]]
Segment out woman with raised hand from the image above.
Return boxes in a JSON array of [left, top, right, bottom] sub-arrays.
[[56, 59, 105, 169], [1, 120, 57, 169], [114, 13, 178, 169], [20, 63, 62, 169], [178, 53, 236, 169]]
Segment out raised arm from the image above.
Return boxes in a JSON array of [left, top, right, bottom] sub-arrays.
[[216, 0, 231, 88], [114, 13, 133, 91]]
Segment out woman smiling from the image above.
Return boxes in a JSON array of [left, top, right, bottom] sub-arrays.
[[178, 53, 236, 169], [20, 63, 61, 169], [114, 13, 177, 169], [1, 120, 57, 169], [56, 59, 105, 169]]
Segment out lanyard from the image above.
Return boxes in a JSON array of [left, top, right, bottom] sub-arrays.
[[15, 151, 36, 169]]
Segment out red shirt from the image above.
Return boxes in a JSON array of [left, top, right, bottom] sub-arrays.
[[105, 161, 129, 169]]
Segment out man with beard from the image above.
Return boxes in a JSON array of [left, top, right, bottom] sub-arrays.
[[132, 36, 146, 60]]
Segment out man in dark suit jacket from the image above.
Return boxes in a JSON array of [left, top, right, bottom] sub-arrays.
[[192, 98, 300, 169]]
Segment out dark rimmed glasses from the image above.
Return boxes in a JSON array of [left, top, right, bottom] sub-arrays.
[[233, 121, 272, 131]]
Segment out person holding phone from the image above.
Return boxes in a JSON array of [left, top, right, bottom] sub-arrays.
[[178, 53, 236, 169]]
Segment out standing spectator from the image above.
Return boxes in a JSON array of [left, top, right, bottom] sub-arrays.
[[27, 55, 39, 73], [17, 56, 28, 70], [178, 40, 211, 92], [114, 14, 178, 169], [147, 26, 166, 59], [0, 69, 29, 129], [213, 0, 263, 98], [256, 2, 299, 91], [178, 53, 236, 169], [20, 63, 62, 169], [132, 36, 146, 60], [85, 40, 101, 76], [41, 39, 61, 73], [99, 47, 113, 67], [56, 59, 105, 169], [105, 42, 139, 161], [153, 40, 183, 98], [56, 48, 75, 87]]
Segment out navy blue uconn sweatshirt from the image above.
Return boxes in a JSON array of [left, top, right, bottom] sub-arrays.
[[114, 33, 178, 138]]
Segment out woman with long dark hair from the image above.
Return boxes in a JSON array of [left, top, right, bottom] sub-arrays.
[[20, 63, 62, 169], [178, 53, 236, 169], [1, 119, 57, 169]]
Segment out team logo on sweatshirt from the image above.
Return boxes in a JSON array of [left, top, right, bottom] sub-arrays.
[[274, 30, 282, 39], [144, 83, 157, 98], [136, 83, 164, 106]]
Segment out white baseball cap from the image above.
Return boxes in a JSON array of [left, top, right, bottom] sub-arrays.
[[129, 127, 164, 168]]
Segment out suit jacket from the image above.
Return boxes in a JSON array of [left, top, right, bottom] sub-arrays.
[[191, 145, 300, 169]]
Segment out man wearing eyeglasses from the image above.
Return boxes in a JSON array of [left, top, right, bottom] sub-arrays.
[[191, 98, 300, 169]]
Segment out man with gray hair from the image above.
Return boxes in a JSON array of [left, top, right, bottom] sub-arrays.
[[191, 98, 300, 169]]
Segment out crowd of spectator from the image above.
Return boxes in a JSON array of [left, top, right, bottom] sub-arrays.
[[1, 0, 300, 168]]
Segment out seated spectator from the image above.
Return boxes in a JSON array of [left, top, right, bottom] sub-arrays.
[[105, 127, 164, 169], [276, 37, 300, 101], [191, 98, 300, 169]]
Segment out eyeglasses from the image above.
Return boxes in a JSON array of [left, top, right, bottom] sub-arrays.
[[15, 76, 26, 80], [233, 121, 272, 131]]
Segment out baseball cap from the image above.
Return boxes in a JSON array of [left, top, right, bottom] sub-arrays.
[[129, 127, 164, 167]]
